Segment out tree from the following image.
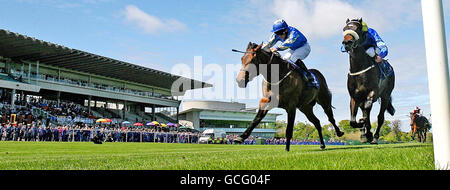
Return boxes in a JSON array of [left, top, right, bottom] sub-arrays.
[[392, 119, 402, 140], [371, 120, 392, 138], [339, 120, 358, 133], [291, 122, 317, 140]]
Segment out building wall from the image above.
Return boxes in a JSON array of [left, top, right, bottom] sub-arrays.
[[185, 111, 200, 129], [182, 101, 245, 112]]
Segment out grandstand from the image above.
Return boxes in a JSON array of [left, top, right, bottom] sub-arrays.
[[0, 28, 211, 125]]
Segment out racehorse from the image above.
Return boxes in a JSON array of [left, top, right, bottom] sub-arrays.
[[233, 42, 344, 151], [342, 18, 396, 144], [410, 112, 431, 143]]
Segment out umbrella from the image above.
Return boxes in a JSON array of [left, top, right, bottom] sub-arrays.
[[179, 125, 194, 130], [133, 122, 144, 126], [96, 118, 112, 123], [146, 122, 155, 126], [161, 123, 167, 127], [122, 121, 131, 125], [152, 121, 160, 125], [166, 123, 176, 126]]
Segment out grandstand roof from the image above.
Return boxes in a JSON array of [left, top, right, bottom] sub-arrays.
[[0, 29, 212, 91]]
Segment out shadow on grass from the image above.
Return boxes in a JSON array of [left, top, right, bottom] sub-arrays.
[[308, 143, 431, 152]]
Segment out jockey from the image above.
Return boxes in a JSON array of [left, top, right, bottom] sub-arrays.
[[413, 106, 421, 115], [363, 22, 388, 63], [341, 22, 388, 63], [263, 19, 314, 82]]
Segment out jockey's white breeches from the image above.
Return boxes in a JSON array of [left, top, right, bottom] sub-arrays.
[[282, 42, 311, 64]]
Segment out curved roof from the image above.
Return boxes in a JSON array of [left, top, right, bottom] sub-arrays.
[[0, 28, 212, 91]]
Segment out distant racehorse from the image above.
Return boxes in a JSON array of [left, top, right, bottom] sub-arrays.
[[342, 18, 396, 144], [410, 113, 431, 143], [233, 42, 344, 151]]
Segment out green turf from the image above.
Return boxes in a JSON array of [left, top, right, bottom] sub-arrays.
[[0, 142, 434, 170]]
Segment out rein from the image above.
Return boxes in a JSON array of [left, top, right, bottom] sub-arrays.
[[263, 70, 293, 86], [258, 53, 293, 86], [233, 48, 293, 86], [343, 29, 373, 76], [348, 64, 375, 76]]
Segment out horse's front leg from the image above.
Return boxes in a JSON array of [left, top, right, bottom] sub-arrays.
[[349, 98, 361, 128], [234, 97, 271, 143], [360, 104, 373, 143], [285, 108, 296, 152], [364, 91, 376, 109], [423, 131, 427, 143]]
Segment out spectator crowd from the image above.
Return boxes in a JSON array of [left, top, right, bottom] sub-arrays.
[[1, 98, 344, 146], [0, 123, 201, 144]]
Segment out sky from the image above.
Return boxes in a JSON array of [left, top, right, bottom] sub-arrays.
[[1, 0, 450, 131]]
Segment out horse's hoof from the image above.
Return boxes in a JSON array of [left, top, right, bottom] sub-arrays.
[[337, 131, 344, 137], [320, 145, 326, 150], [370, 139, 378, 145], [366, 132, 374, 143], [364, 101, 373, 109], [361, 132, 373, 144], [285, 148, 290, 152], [350, 121, 361, 128], [358, 118, 366, 124]]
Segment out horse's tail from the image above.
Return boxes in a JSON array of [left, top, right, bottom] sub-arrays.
[[424, 118, 432, 131], [387, 96, 395, 116], [310, 69, 334, 107]]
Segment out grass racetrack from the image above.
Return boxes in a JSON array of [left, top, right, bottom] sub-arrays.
[[0, 142, 434, 170]]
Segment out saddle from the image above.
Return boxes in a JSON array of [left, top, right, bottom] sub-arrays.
[[291, 60, 320, 89], [270, 52, 319, 89]]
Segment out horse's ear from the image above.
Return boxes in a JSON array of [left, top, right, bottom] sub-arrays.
[[247, 42, 252, 49], [346, 18, 350, 24], [359, 18, 363, 23]]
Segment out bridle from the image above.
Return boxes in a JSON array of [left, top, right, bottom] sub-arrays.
[[343, 21, 362, 50], [343, 22, 376, 76]]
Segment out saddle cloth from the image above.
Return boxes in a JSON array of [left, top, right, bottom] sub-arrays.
[[378, 60, 394, 80], [308, 71, 320, 89]]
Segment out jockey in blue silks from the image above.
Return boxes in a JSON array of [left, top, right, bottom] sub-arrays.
[[341, 22, 388, 63], [263, 19, 314, 82]]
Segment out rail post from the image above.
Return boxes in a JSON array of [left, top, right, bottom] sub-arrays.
[[421, 0, 450, 170]]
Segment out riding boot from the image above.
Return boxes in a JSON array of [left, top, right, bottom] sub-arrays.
[[295, 60, 314, 82]]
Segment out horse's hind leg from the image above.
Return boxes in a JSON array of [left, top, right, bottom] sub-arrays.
[[301, 105, 325, 150], [319, 97, 344, 137]]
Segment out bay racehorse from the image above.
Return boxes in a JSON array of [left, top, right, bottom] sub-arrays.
[[410, 112, 431, 143], [233, 42, 344, 151], [342, 18, 396, 144]]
